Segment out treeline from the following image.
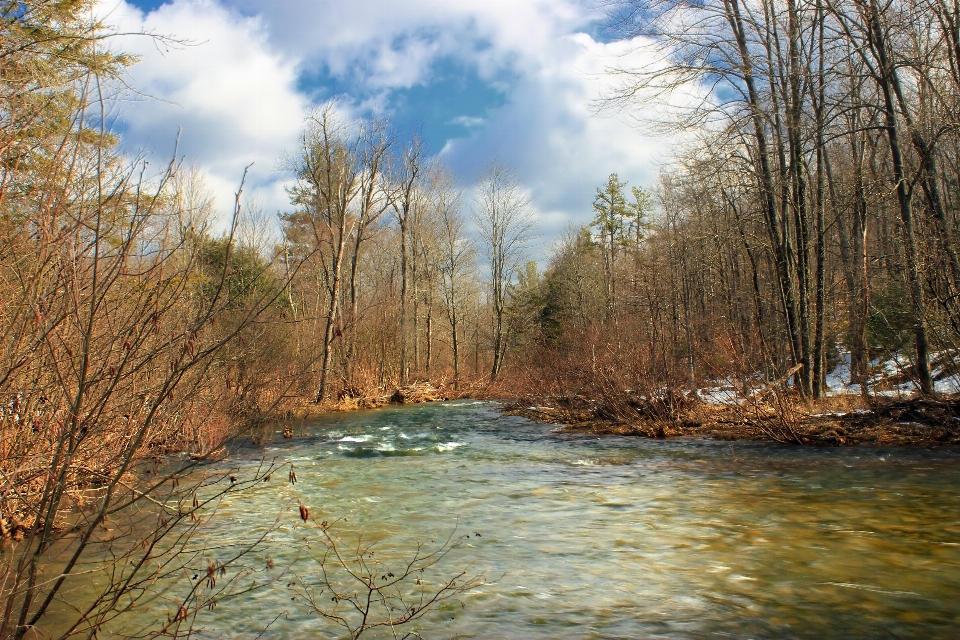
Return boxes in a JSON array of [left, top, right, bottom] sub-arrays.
[[279, 107, 534, 404], [503, 0, 960, 403]]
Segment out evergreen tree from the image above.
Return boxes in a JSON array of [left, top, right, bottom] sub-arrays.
[[592, 173, 628, 314]]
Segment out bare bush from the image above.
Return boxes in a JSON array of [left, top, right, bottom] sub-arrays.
[[291, 516, 487, 639]]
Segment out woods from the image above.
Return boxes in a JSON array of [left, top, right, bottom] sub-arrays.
[[3, 0, 960, 635], [278, 106, 522, 401], [507, 0, 960, 410]]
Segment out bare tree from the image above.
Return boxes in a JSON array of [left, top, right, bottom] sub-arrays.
[[0, 152, 300, 637], [343, 118, 395, 389], [286, 104, 362, 402], [473, 162, 535, 382], [433, 167, 474, 388], [390, 137, 426, 386]]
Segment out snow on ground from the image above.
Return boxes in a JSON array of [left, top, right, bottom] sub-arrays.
[[697, 386, 740, 405], [824, 351, 960, 397], [874, 352, 913, 378], [936, 374, 960, 394], [872, 382, 918, 398], [696, 351, 958, 405], [824, 353, 861, 396], [696, 376, 746, 405]]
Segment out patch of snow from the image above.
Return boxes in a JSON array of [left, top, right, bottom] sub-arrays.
[[697, 386, 739, 405], [694, 352, 956, 403], [826, 352, 850, 389], [875, 353, 910, 378], [930, 350, 950, 378], [935, 374, 960, 394], [824, 352, 863, 396]]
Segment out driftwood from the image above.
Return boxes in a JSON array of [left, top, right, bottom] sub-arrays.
[[388, 382, 445, 404]]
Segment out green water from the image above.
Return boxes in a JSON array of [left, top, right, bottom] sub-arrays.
[[75, 401, 960, 637]]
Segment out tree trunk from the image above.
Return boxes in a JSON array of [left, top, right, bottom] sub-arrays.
[[399, 217, 409, 385], [725, 0, 804, 379], [863, 0, 934, 394], [451, 305, 460, 389], [787, 0, 813, 397], [425, 303, 432, 376], [811, 0, 827, 398], [317, 234, 346, 403]]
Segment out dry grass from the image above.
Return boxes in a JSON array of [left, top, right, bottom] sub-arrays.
[[272, 379, 480, 422]]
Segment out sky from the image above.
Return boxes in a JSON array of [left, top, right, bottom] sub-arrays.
[[103, 0, 671, 258]]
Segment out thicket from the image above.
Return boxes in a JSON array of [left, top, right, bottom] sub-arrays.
[[503, 0, 960, 410]]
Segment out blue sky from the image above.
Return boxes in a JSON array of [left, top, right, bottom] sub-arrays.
[[108, 0, 670, 258], [127, 0, 166, 10], [296, 55, 513, 155]]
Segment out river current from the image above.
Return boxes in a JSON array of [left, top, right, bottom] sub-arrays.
[[84, 401, 960, 638]]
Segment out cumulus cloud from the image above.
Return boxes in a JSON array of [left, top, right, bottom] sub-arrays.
[[223, 1, 671, 247], [101, 0, 685, 258], [103, 0, 309, 219], [440, 32, 672, 252], [228, 0, 593, 87]]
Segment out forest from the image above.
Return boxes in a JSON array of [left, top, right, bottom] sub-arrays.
[[3, 0, 960, 637]]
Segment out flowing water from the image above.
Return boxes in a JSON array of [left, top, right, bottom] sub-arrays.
[[75, 401, 960, 638]]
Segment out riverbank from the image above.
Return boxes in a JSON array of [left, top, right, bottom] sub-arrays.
[[502, 393, 960, 447], [266, 378, 960, 448]]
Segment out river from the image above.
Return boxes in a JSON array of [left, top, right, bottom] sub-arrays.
[[79, 401, 960, 638]]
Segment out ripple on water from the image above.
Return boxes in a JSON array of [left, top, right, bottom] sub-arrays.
[[63, 402, 960, 639], [338, 435, 372, 443]]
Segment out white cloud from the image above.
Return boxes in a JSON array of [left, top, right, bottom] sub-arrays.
[[448, 115, 486, 128], [227, 0, 594, 88], [100, 0, 691, 259], [223, 1, 672, 250], [439, 32, 676, 255], [103, 0, 309, 221]]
